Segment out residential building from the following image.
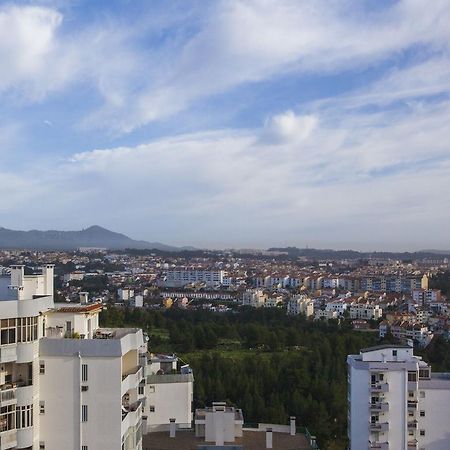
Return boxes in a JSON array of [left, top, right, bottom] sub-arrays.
[[412, 289, 442, 306], [348, 344, 450, 450], [0, 265, 193, 450], [143, 354, 193, 433], [349, 303, 383, 320], [287, 295, 314, 317], [242, 289, 267, 308], [164, 270, 225, 288]]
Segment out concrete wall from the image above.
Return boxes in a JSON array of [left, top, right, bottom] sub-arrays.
[[419, 388, 450, 450], [39, 354, 123, 450]]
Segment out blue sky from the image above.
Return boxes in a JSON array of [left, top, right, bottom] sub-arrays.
[[1, 0, 450, 251]]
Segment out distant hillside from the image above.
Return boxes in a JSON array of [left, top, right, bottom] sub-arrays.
[[0, 225, 180, 251], [267, 246, 450, 260]]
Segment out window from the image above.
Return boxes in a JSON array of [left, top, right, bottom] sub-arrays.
[[420, 411, 426, 417], [138, 386, 144, 395], [149, 406, 155, 413], [40, 443, 45, 450], [408, 371, 417, 382], [82, 446, 88, 450], [393, 350, 398, 357], [82, 364, 88, 382], [0, 405, 16, 432], [16, 405, 33, 429], [39, 401, 45, 414], [82, 405, 88, 422], [420, 430, 425, 436], [81, 386, 89, 392], [0, 319, 16, 345], [420, 391, 426, 398], [149, 385, 155, 393], [40, 361, 45, 375]]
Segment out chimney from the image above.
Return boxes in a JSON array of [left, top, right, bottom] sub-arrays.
[[290, 416, 296, 435], [266, 427, 273, 449], [169, 418, 176, 438], [80, 292, 89, 304]]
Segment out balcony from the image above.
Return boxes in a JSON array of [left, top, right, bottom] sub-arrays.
[[0, 346, 17, 364], [121, 400, 143, 436], [407, 440, 418, 449], [370, 402, 389, 413], [0, 430, 17, 449], [0, 387, 16, 407], [369, 442, 389, 450], [370, 383, 389, 393], [369, 422, 389, 432], [407, 421, 418, 429], [146, 373, 194, 385], [121, 366, 143, 397], [407, 400, 418, 410]]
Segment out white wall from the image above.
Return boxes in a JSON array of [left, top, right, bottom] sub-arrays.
[[39, 355, 123, 450], [419, 388, 450, 450], [145, 380, 193, 430]]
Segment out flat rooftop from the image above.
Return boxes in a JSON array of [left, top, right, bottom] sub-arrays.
[[142, 430, 311, 450]]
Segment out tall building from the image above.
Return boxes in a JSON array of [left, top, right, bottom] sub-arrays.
[[348, 344, 450, 450], [0, 265, 193, 450], [163, 270, 225, 288]]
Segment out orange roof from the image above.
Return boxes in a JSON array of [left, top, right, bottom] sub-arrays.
[[53, 303, 103, 314]]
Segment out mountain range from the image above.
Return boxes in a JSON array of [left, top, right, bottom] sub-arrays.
[[0, 225, 182, 251]]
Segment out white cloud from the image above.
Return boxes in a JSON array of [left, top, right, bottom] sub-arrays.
[[3, 93, 450, 250], [2, 1, 449, 132], [262, 111, 318, 144]]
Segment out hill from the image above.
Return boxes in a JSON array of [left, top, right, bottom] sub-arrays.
[[0, 225, 179, 251]]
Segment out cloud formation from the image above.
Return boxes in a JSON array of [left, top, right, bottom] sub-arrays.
[[0, 1, 450, 250]]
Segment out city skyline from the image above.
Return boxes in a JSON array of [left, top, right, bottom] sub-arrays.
[[1, 1, 450, 250]]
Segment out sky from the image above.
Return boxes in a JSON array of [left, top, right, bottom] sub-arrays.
[[1, 0, 450, 251]]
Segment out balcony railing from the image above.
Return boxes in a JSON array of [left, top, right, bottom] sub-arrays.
[[0, 429, 17, 450], [0, 387, 16, 406], [407, 421, 418, 429], [407, 400, 418, 409], [370, 383, 389, 393], [147, 373, 194, 384], [370, 402, 389, 413], [407, 440, 418, 449], [369, 442, 389, 450], [369, 422, 389, 432]]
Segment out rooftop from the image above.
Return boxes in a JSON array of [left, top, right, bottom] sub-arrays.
[[142, 430, 311, 450], [52, 302, 103, 314], [360, 344, 412, 353]]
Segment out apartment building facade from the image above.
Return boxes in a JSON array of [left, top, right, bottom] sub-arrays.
[[348, 344, 450, 450], [163, 270, 225, 288], [287, 295, 314, 317], [1, 265, 193, 450]]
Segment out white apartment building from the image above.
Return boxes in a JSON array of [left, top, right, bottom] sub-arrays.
[[118, 288, 135, 301], [0, 265, 54, 450], [350, 303, 383, 320], [325, 300, 349, 316], [348, 344, 450, 450], [412, 289, 442, 305], [314, 309, 339, 321], [242, 289, 267, 308], [143, 354, 193, 433], [164, 270, 225, 288], [287, 295, 314, 317], [0, 265, 193, 450]]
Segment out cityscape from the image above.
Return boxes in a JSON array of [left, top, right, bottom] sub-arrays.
[[2, 1, 450, 450], [1, 243, 450, 449]]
